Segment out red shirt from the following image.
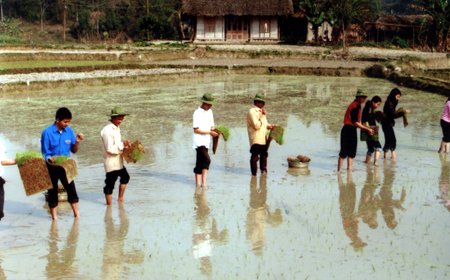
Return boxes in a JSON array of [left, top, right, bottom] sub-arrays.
[[343, 100, 361, 126]]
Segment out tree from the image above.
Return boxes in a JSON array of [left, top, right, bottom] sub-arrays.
[[328, 0, 377, 50], [37, 0, 52, 31], [298, 0, 327, 45], [415, 0, 450, 51]]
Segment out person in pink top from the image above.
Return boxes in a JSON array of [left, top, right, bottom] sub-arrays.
[[439, 97, 450, 153]]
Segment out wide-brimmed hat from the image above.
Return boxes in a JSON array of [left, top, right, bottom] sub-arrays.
[[199, 93, 217, 105], [253, 93, 267, 102], [106, 107, 130, 117], [355, 88, 368, 98]]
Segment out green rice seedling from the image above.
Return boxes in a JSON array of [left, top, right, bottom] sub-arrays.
[[215, 125, 230, 141], [53, 155, 69, 165], [269, 126, 285, 145], [15, 151, 43, 166], [129, 149, 144, 161]]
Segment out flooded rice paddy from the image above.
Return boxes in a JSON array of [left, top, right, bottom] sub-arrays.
[[0, 75, 449, 279]]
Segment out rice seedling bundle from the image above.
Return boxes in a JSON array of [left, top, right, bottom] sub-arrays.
[[360, 126, 380, 142], [123, 141, 145, 163], [213, 126, 230, 154], [266, 126, 285, 151], [16, 151, 52, 196], [374, 111, 385, 123], [47, 155, 78, 184], [397, 107, 408, 127]]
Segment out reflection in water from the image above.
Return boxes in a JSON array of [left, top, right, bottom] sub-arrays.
[[192, 188, 228, 276], [286, 167, 311, 177], [358, 167, 381, 229], [380, 163, 407, 230], [102, 204, 144, 279], [245, 175, 283, 256], [439, 154, 450, 211], [45, 219, 79, 278], [0, 258, 5, 280], [338, 172, 367, 250]]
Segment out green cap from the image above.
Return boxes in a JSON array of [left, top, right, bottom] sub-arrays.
[[199, 93, 217, 105], [355, 88, 368, 98], [253, 93, 267, 102], [106, 107, 130, 117]]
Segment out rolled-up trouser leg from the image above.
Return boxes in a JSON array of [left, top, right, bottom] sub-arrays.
[[260, 152, 268, 173]]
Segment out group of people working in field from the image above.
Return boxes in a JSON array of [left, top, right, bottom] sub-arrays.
[[5, 87, 450, 221]]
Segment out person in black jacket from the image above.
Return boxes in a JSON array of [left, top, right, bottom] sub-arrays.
[[362, 96, 382, 165], [381, 88, 410, 159]]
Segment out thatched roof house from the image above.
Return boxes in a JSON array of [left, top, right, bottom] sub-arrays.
[[182, 0, 294, 41], [369, 15, 432, 31]]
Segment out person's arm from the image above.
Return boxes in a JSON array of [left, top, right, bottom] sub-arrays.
[[194, 128, 218, 137], [41, 131, 52, 161], [1, 159, 16, 165], [351, 106, 373, 135], [102, 130, 125, 155], [71, 132, 84, 154], [361, 104, 370, 125], [248, 109, 266, 130]]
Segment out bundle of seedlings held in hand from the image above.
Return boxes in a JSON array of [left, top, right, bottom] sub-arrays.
[[213, 125, 230, 154], [397, 107, 409, 127], [16, 151, 52, 196], [123, 140, 145, 163], [360, 125, 380, 142], [47, 155, 78, 184], [266, 126, 285, 150]]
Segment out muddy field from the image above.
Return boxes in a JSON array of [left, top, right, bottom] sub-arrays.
[[0, 75, 449, 279]]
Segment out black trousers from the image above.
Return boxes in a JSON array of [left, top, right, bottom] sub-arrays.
[[194, 146, 211, 174], [382, 123, 396, 152], [0, 177, 5, 221], [339, 125, 357, 159], [441, 119, 450, 143], [104, 167, 130, 195], [47, 164, 79, 209]]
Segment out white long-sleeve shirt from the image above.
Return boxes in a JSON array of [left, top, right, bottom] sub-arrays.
[[101, 121, 125, 173]]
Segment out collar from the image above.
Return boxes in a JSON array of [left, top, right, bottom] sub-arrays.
[[108, 120, 119, 130], [52, 123, 66, 133], [253, 105, 262, 111], [198, 106, 209, 113]]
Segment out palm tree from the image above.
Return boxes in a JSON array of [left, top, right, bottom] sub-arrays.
[[298, 0, 327, 45]]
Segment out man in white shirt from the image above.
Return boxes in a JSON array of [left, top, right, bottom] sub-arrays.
[[193, 93, 218, 188], [101, 107, 131, 205], [0, 139, 17, 221]]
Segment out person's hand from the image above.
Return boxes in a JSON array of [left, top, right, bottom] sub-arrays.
[[405, 109, 410, 114], [261, 108, 267, 115], [123, 140, 131, 148], [76, 133, 84, 143], [368, 128, 374, 136], [210, 131, 218, 137], [268, 124, 275, 129]]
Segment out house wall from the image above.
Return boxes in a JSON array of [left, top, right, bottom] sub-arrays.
[[307, 22, 332, 42], [250, 16, 279, 40], [196, 16, 224, 40]]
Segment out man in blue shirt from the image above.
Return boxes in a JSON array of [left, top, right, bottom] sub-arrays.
[[41, 107, 84, 220]]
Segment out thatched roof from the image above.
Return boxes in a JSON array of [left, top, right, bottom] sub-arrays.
[[181, 0, 294, 16], [373, 15, 432, 31]]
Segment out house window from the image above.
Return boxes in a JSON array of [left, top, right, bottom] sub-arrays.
[[260, 17, 270, 37]]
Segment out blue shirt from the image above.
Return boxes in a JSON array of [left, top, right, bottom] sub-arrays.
[[41, 123, 76, 160]]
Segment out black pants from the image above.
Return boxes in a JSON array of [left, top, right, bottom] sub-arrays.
[[0, 177, 5, 221], [47, 164, 79, 209], [339, 125, 357, 159], [441, 119, 450, 143], [250, 144, 268, 175], [382, 123, 396, 152], [194, 146, 211, 174], [104, 167, 130, 195]]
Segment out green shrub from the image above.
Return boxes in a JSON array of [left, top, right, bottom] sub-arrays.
[[391, 36, 409, 48]]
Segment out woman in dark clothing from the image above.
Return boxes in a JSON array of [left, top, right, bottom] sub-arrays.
[[362, 96, 382, 165], [381, 88, 411, 159]]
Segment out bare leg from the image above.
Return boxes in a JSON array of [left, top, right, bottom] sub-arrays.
[[446, 143, 450, 153], [337, 156, 344, 172], [105, 194, 112, 205], [201, 169, 208, 188], [118, 184, 126, 202], [195, 174, 201, 187], [439, 141, 445, 153], [347, 157, 354, 171], [374, 151, 381, 166], [50, 207, 58, 220], [383, 151, 388, 159], [391, 150, 396, 159], [365, 154, 371, 164], [70, 202, 80, 218]]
